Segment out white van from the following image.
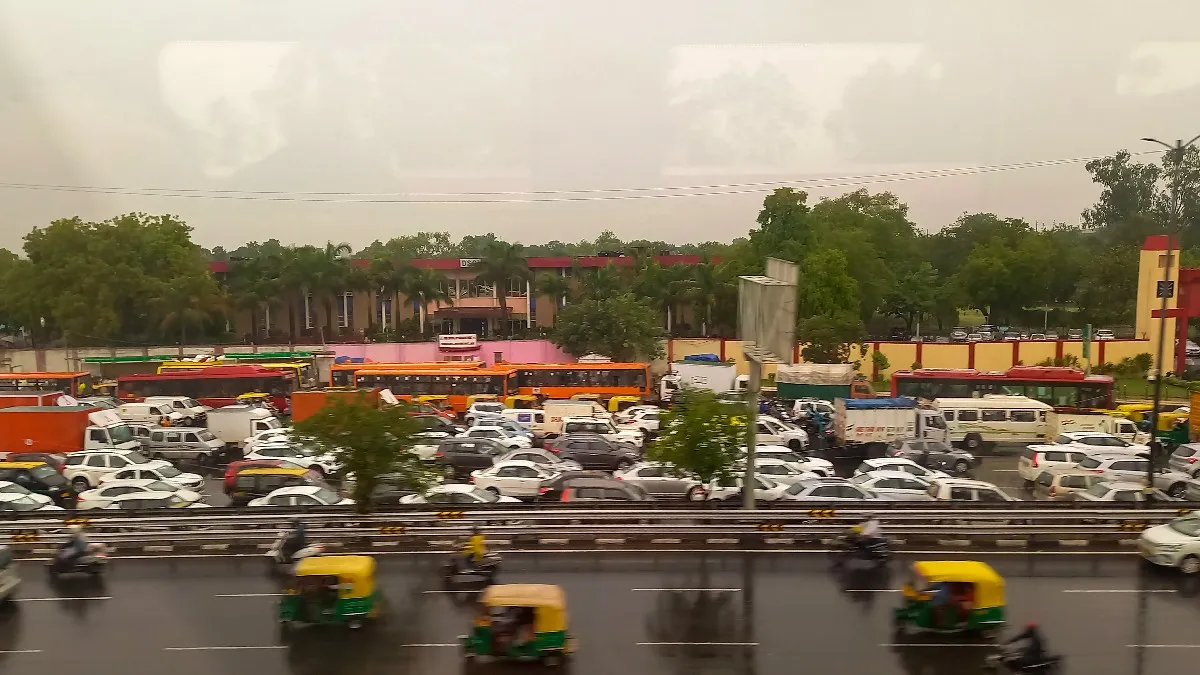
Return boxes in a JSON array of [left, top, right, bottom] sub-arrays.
[[118, 402, 186, 427], [205, 405, 283, 448], [500, 408, 547, 437], [542, 400, 611, 438], [144, 396, 211, 426], [934, 395, 1053, 451]]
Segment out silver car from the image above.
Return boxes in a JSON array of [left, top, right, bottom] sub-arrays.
[[1075, 453, 1150, 482], [781, 477, 878, 501], [1073, 480, 1177, 502], [497, 449, 582, 472], [850, 471, 935, 501], [1169, 444, 1200, 478], [613, 462, 702, 499]]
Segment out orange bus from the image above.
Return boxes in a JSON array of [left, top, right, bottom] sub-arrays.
[[351, 367, 517, 413], [329, 360, 483, 387], [511, 363, 650, 399], [0, 372, 92, 396]]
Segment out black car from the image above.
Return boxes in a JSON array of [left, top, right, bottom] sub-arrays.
[[885, 439, 979, 475], [368, 473, 420, 506], [0, 461, 75, 506], [434, 438, 506, 480], [551, 476, 651, 502], [535, 470, 613, 501], [413, 414, 465, 436], [550, 434, 640, 471]]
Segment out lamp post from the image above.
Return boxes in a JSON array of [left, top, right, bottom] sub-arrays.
[[1140, 134, 1200, 488]]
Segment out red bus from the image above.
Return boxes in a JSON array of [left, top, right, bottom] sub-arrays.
[[117, 365, 295, 412], [890, 366, 1114, 410]]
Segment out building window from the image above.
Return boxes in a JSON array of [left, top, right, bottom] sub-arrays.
[[304, 294, 314, 329], [257, 305, 272, 333], [377, 296, 393, 327], [467, 279, 494, 298], [337, 292, 354, 328], [507, 320, 524, 335], [506, 277, 527, 297]]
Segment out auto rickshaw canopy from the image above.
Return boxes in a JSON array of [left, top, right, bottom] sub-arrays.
[[608, 395, 641, 412], [480, 584, 568, 634], [911, 560, 1004, 608], [505, 395, 538, 408], [295, 555, 376, 598]]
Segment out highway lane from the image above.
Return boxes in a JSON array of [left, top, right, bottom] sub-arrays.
[[3, 552, 1200, 675]]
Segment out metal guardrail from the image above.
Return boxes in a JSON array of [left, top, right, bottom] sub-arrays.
[[1, 504, 1192, 557]]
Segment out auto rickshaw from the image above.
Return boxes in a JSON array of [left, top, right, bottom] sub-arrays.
[[467, 394, 500, 408], [279, 555, 381, 630], [607, 395, 641, 414], [417, 394, 453, 411], [1114, 403, 1154, 426], [569, 393, 602, 403], [461, 584, 574, 664], [505, 395, 538, 409], [893, 561, 1005, 636]]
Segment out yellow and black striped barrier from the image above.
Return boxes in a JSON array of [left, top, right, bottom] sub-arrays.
[[64, 518, 91, 526], [435, 511, 467, 520], [1178, 509, 1193, 517], [807, 509, 837, 518], [756, 523, 786, 532], [12, 532, 38, 543], [1119, 521, 1148, 531], [379, 526, 407, 535]]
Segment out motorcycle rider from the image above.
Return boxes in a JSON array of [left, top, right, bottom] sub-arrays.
[[278, 518, 308, 564], [457, 526, 488, 572], [57, 524, 90, 566], [1004, 621, 1049, 670]]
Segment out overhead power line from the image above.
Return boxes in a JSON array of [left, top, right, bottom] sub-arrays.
[[0, 150, 1163, 204]]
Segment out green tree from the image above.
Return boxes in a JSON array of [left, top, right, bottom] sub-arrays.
[[882, 261, 939, 334], [151, 273, 225, 347], [576, 262, 626, 301], [405, 267, 453, 335], [292, 396, 437, 513], [534, 272, 572, 314], [1073, 246, 1139, 327], [646, 388, 744, 488], [308, 242, 353, 339], [371, 255, 416, 333], [227, 255, 282, 343], [631, 262, 691, 334], [470, 241, 532, 337], [551, 293, 665, 361], [798, 311, 866, 364]]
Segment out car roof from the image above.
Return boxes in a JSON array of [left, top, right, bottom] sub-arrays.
[[1088, 452, 1144, 460], [563, 477, 626, 488], [795, 477, 852, 485], [0, 492, 41, 503], [239, 467, 311, 476], [1096, 480, 1148, 490], [560, 432, 606, 440], [1062, 431, 1118, 440], [432, 484, 481, 494], [934, 477, 1001, 488], [111, 490, 178, 500], [864, 457, 917, 466], [859, 470, 929, 482], [0, 461, 47, 469], [88, 478, 161, 489], [753, 445, 794, 453], [487, 460, 542, 470], [265, 485, 323, 496]]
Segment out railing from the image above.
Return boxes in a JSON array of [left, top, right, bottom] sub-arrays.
[[2, 503, 1191, 557]]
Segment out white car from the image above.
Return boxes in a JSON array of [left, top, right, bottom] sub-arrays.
[[100, 463, 204, 493], [854, 457, 949, 481], [496, 449, 582, 472], [746, 445, 834, 477], [78, 479, 204, 510], [1139, 513, 1200, 574], [616, 405, 661, 424], [754, 415, 808, 451], [0, 480, 52, 506], [1075, 453, 1151, 482], [62, 449, 167, 490], [739, 458, 818, 486], [244, 442, 341, 476], [561, 417, 644, 448], [460, 425, 533, 449], [620, 408, 662, 434], [1053, 431, 1148, 455], [247, 485, 354, 507], [101, 490, 210, 510], [613, 462, 703, 499], [398, 484, 521, 505], [470, 460, 559, 498], [1018, 445, 1091, 483], [926, 478, 1015, 502], [242, 428, 292, 453], [850, 471, 936, 501], [464, 402, 508, 426], [704, 475, 788, 502], [0, 492, 63, 512]]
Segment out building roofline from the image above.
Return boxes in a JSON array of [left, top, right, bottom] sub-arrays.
[[209, 254, 714, 274]]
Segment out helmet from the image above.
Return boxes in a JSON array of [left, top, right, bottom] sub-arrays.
[[291, 518, 302, 528], [472, 526, 481, 535], [67, 524, 82, 534], [1026, 621, 1038, 629]]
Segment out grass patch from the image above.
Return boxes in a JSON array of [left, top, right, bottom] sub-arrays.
[[1114, 377, 1193, 402]]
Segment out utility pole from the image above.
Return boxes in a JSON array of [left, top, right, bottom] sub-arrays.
[[1140, 134, 1200, 489]]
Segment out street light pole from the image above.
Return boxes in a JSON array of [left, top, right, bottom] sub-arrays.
[[1140, 134, 1200, 489]]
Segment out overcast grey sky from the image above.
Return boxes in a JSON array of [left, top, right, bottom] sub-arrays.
[[2, 0, 1199, 251]]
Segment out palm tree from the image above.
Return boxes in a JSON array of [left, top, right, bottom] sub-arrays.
[[578, 262, 624, 301], [470, 241, 532, 337], [534, 272, 572, 311], [685, 260, 732, 337], [405, 267, 453, 336], [371, 256, 415, 333], [634, 261, 691, 332], [308, 242, 352, 340], [152, 274, 224, 348], [228, 255, 282, 343]]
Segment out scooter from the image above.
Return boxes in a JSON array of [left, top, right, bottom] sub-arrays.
[[265, 531, 325, 576], [985, 644, 1063, 673], [47, 542, 108, 578], [831, 533, 891, 569], [442, 552, 501, 588]]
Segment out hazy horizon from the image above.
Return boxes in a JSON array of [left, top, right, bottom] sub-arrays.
[[3, 0, 1199, 250]]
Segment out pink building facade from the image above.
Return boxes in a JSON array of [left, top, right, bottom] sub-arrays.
[[331, 339, 572, 367]]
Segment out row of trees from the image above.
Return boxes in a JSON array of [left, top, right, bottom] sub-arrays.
[[2, 146, 1197, 362]]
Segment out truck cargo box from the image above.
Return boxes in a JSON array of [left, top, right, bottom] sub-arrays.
[[290, 389, 381, 423], [0, 392, 63, 409], [0, 405, 98, 453]]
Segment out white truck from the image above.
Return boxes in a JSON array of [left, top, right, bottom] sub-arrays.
[[831, 397, 949, 459], [542, 399, 610, 439], [1046, 411, 1148, 444], [0, 406, 143, 454], [659, 360, 748, 404], [144, 396, 211, 426], [205, 404, 283, 450]]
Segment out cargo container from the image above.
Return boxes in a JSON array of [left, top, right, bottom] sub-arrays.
[[829, 397, 948, 459], [290, 389, 382, 424], [0, 392, 63, 409], [0, 405, 141, 454]]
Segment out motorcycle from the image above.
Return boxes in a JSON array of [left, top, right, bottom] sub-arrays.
[[47, 542, 108, 578], [830, 532, 891, 569], [442, 552, 501, 588], [265, 531, 325, 576], [985, 644, 1063, 673]]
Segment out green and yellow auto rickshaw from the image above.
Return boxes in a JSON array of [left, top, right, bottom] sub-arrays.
[[461, 584, 574, 665], [893, 561, 1006, 636], [279, 555, 382, 630]]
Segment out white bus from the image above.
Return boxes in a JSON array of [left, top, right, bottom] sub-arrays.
[[934, 395, 1053, 451]]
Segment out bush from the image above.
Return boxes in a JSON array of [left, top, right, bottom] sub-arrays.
[[1035, 355, 1082, 369], [871, 350, 890, 374], [911, 361, 923, 370]]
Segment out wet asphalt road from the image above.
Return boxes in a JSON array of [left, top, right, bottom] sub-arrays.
[[2, 552, 1199, 675]]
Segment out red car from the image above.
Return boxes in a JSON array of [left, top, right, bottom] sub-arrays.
[[223, 458, 295, 493]]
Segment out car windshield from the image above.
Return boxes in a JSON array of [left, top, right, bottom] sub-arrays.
[[109, 425, 134, 443], [183, 398, 202, 408], [783, 482, 808, 495], [850, 474, 872, 485], [124, 451, 150, 464], [1078, 457, 1102, 469], [4, 495, 42, 511], [312, 488, 341, 504], [1083, 483, 1111, 498], [471, 487, 500, 503], [197, 430, 218, 441], [146, 481, 175, 492], [764, 451, 802, 462], [157, 465, 182, 478], [30, 465, 62, 482], [1169, 516, 1200, 537], [477, 403, 504, 413], [264, 418, 283, 430], [0, 483, 28, 495]]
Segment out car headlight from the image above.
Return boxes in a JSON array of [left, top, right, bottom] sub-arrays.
[[1156, 543, 1184, 552]]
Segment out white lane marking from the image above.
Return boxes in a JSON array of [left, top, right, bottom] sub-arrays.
[[844, 589, 901, 593], [214, 593, 284, 598], [1062, 589, 1176, 594], [633, 583, 734, 588], [0, 650, 43, 654], [14, 596, 111, 602], [165, 646, 286, 651], [400, 643, 458, 647], [637, 642, 757, 646], [991, 469, 1019, 473], [1128, 644, 1200, 648], [422, 590, 468, 594], [881, 643, 994, 648]]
